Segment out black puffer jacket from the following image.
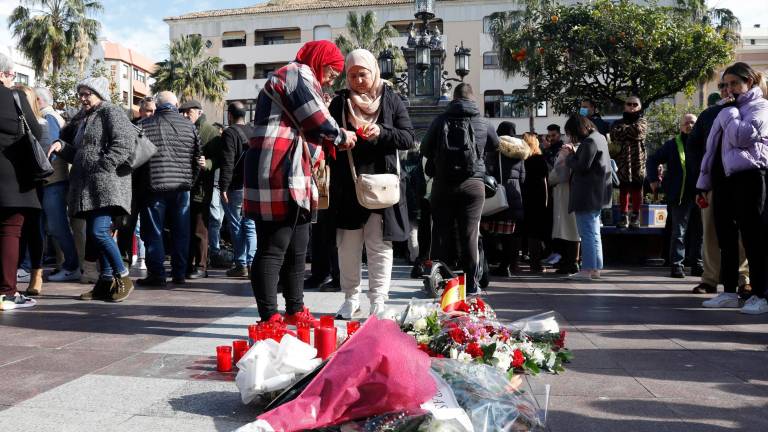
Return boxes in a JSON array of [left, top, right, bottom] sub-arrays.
[[140, 106, 200, 193], [421, 98, 499, 183], [485, 135, 528, 222], [0, 87, 43, 208]]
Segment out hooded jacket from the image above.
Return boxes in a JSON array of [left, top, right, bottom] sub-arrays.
[[485, 135, 528, 222], [697, 86, 768, 191], [421, 98, 499, 183]]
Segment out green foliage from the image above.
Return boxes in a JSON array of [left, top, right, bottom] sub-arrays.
[[151, 35, 230, 103], [333, 11, 401, 89], [489, 0, 735, 114], [644, 100, 702, 155], [8, 0, 103, 77]]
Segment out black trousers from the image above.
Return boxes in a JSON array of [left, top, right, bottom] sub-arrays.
[[431, 178, 485, 293], [713, 169, 767, 296], [309, 209, 339, 280], [188, 201, 210, 271], [251, 209, 310, 320], [416, 197, 432, 261]]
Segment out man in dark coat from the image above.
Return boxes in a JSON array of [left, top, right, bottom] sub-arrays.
[[580, 99, 611, 137], [136, 91, 201, 286], [647, 113, 702, 278], [216, 101, 257, 278], [180, 99, 222, 279], [422, 83, 499, 295]]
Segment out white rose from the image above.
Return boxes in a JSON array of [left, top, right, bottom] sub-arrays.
[[546, 352, 557, 369], [532, 348, 546, 364], [457, 352, 473, 363], [416, 334, 431, 344], [492, 350, 511, 370], [413, 318, 428, 332]]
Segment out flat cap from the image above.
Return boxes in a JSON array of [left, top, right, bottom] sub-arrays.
[[179, 99, 202, 111]]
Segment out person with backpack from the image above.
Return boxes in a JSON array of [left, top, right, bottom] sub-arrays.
[[219, 102, 257, 278], [421, 83, 499, 295]]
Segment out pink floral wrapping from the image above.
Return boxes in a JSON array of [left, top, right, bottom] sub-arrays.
[[256, 316, 437, 431]]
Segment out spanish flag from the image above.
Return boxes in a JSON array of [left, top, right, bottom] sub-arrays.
[[441, 277, 463, 312]]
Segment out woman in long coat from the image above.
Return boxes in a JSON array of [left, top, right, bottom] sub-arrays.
[[328, 49, 415, 319]]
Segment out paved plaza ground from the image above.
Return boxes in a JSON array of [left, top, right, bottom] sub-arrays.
[[1, 263, 767, 431]]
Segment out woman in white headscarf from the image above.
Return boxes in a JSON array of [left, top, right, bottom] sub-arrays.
[[326, 49, 415, 319]]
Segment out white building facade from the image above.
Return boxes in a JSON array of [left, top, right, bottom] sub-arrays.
[[0, 45, 36, 87]]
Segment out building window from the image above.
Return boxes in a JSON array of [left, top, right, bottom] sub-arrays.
[[535, 101, 548, 117], [122, 91, 129, 105], [133, 68, 141, 81], [222, 31, 247, 47], [254, 28, 301, 46], [223, 64, 247, 80], [484, 90, 528, 118], [483, 16, 495, 33], [122, 63, 129, 79], [254, 62, 284, 79], [313, 25, 332, 41], [14, 73, 29, 86], [750, 39, 756, 45], [482, 51, 499, 69]]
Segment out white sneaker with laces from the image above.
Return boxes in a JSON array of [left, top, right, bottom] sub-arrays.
[[16, 268, 30, 283], [48, 267, 81, 282], [370, 301, 387, 317], [0, 293, 36, 310], [740, 296, 768, 315], [702, 292, 739, 308], [335, 299, 361, 320], [0, 295, 16, 311], [136, 258, 147, 271]]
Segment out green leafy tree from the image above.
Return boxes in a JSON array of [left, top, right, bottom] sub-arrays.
[[8, 0, 102, 77], [334, 11, 401, 89], [490, 0, 735, 116], [44, 59, 120, 109], [151, 34, 230, 103]]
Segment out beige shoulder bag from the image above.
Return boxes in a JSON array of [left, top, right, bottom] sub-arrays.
[[263, 89, 330, 210], [343, 103, 400, 210]]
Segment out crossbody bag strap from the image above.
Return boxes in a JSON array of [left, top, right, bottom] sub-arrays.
[[262, 88, 312, 163], [498, 151, 503, 184], [11, 91, 32, 135], [339, 102, 360, 181]]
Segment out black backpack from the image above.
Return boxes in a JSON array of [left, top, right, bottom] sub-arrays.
[[435, 116, 478, 179]]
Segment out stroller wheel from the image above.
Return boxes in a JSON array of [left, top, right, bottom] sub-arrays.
[[423, 261, 455, 299]]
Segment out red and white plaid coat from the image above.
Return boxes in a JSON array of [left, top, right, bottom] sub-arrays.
[[244, 62, 343, 222]]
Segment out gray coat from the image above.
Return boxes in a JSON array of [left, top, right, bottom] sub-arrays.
[[566, 131, 612, 213], [59, 102, 136, 217]]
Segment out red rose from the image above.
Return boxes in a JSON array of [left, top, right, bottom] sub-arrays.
[[555, 330, 567, 349], [466, 342, 483, 358], [449, 327, 466, 344], [511, 349, 525, 368]]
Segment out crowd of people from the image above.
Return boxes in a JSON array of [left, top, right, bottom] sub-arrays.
[[0, 41, 766, 318]]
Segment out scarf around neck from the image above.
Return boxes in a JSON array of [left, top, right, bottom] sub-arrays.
[[345, 49, 384, 129]]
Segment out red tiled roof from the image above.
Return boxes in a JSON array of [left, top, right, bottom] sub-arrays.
[[165, 0, 414, 21]]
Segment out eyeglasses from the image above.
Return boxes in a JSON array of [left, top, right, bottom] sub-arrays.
[[625, 102, 639, 107], [2, 71, 15, 78], [78, 91, 93, 98], [325, 66, 340, 80]]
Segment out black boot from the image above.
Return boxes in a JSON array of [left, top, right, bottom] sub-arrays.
[[629, 212, 641, 229]]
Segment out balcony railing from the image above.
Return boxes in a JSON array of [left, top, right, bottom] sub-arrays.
[[255, 38, 301, 46]]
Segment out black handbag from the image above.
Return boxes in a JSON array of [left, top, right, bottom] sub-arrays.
[[12, 91, 54, 181]]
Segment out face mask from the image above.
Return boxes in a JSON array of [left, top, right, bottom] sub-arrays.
[[623, 111, 641, 123], [578, 107, 590, 117]]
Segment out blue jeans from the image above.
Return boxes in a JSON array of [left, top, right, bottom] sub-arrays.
[[209, 185, 225, 252], [85, 209, 127, 279], [224, 189, 256, 267], [575, 210, 603, 271], [42, 182, 79, 271], [140, 191, 191, 279], [668, 201, 703, 267]]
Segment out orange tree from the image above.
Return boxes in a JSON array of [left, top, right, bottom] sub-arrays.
[[489, 0, 735, 115]]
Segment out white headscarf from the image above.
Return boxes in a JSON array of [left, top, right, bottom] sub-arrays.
[[344, 48, 385, 129]]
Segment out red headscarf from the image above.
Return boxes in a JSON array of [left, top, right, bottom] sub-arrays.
[[295, 40, 345, 83]]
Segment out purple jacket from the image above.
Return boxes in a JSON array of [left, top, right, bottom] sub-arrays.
[[697, 86, 768, 191]]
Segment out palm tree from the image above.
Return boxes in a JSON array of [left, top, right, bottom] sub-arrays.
[[151, 35, 230, 104], [334, 11, 401, 88], [8, 0, 102, 77]]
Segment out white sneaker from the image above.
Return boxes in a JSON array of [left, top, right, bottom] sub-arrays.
[[80, 260, 99, 284], [48, 267, 81, 282], [0, 293, 36, 310], [591, 270, 601, 280], [135, 258, 147, 271], [370, 301, 386, 317], [568, 271, 594, 281], [702, 292, 739, 308], [335, 299, 361, 320], [542, 253, 561, 266], [740, 296, 768, 315], [16, 268, 30, 283]]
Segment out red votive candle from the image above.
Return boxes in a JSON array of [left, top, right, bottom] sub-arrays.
[[248, 324, 261, 344], [314, 326, 337, 360], [347, 320, 361, 337], [233, 340, 249, 364], [216, 345, 232, 372], [297, 324, 311, 344], [320, 315, 335, 328]]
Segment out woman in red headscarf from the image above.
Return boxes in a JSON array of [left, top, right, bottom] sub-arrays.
[[244, 40, 357, 325]]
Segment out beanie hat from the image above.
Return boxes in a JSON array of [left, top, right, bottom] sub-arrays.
[[77, 76, 110, 101]]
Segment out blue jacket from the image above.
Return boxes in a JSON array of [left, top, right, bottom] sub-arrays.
[[647, 134, 694, 206]]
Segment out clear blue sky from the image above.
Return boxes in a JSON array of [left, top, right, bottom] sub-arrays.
[[1, 0, 766, 64]]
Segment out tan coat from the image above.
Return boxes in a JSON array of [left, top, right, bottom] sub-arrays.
[[549, 150, 579, 242]]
